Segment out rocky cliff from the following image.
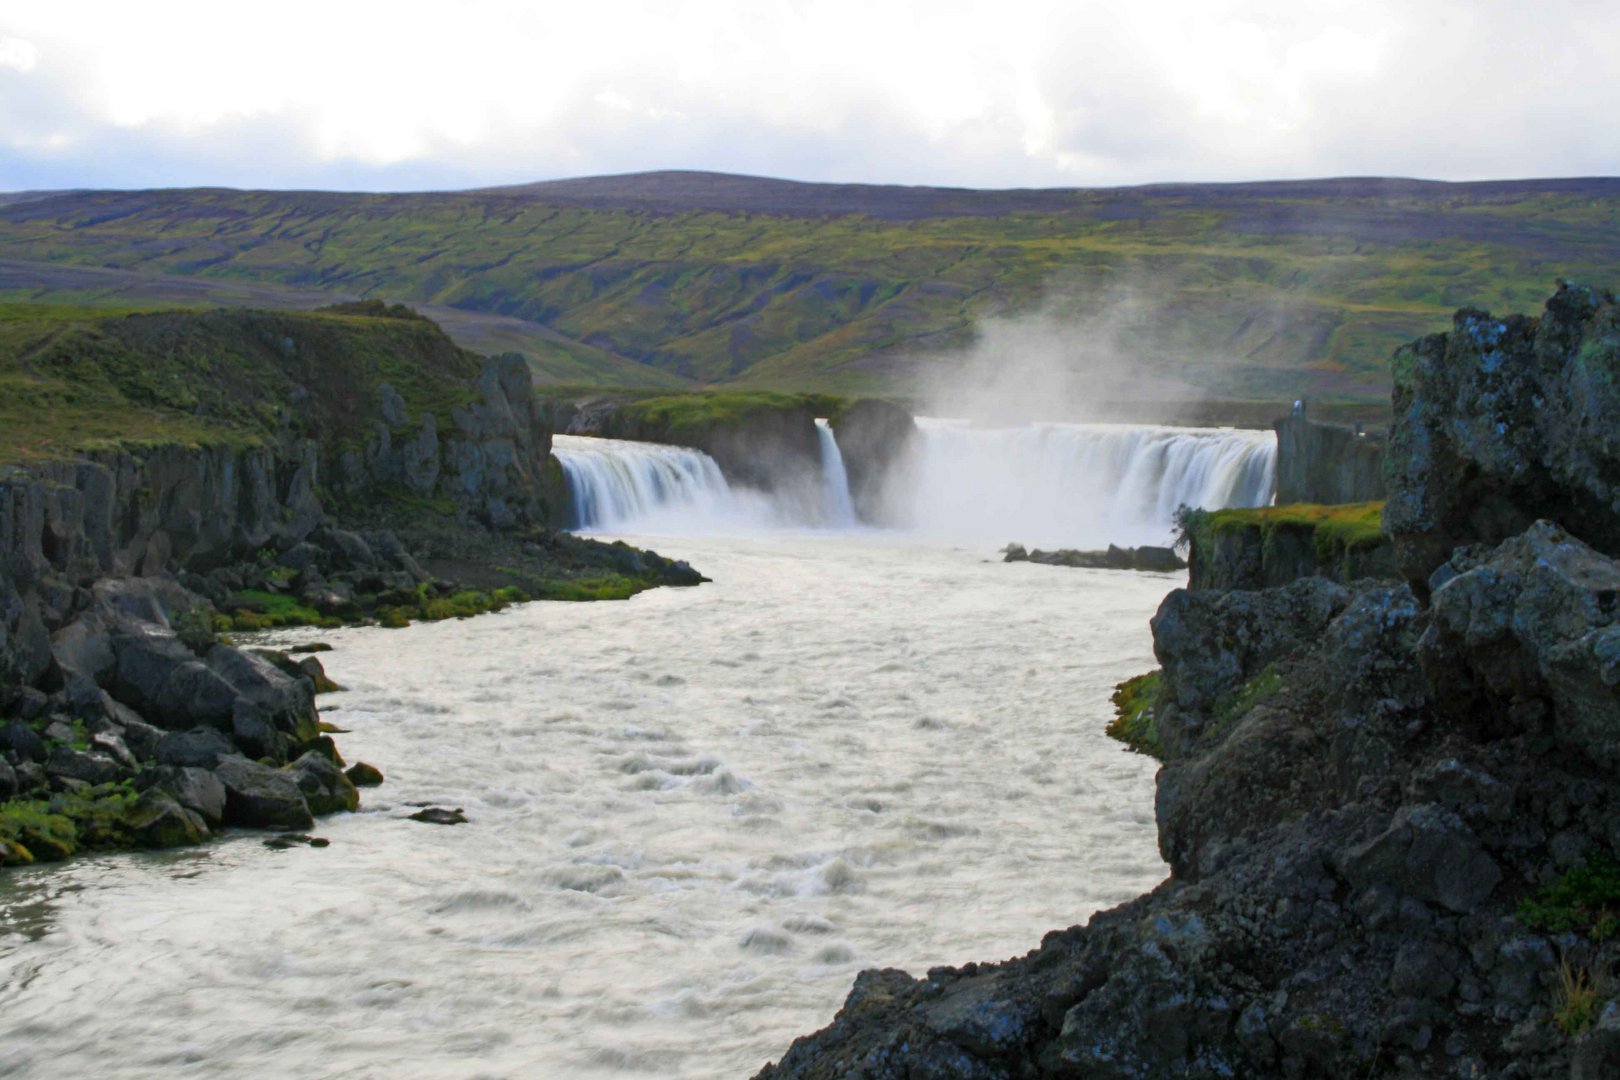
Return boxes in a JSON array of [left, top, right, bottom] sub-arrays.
[[0, 303, 701, 864], [1386, 281, 1620, 591], [758, 285, 1620, 1078], [1274, 413, 1387, 505]]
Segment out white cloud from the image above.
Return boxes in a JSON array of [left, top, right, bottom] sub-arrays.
[[0, 35, 37, 72], [1, 0, 1618, 190]]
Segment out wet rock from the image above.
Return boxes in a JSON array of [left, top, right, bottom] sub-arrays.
[[154, 727, 235, 769], [206, 645, 318, 743], [89, 730, 137, 770], [230, 700, 286, 764], [213, 757, 314, 831], [1004, 543, 1187, 572], [287, 750, 359, 815], [345, 761, 384, 787], [137, 764, 227, 827], [110, 621, 236, 729], [263, 832, 330, 850], [408, 806, 467, 825], [124, 790, 208, 848], [13, 686, 48, 721]]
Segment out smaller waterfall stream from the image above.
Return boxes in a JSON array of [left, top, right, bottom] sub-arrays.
[[815, 419, 858, 529]]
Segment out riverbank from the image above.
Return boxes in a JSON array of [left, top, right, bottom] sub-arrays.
[[0, 302, 706, 865], [0, 532, 1169, 1077]]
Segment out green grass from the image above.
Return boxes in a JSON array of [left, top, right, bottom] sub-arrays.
[[1518, 855, 1620, 940], [530, 575, 649, 601], [5, 180, 1616, 400], [1202, 501, 1386, 561], [0, 782, 144, 863], [1107, 671, 1163, 759], [618, 390, 849, 432], [0, 304, 481, 465]]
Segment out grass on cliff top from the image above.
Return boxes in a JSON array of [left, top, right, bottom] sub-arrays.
[[617, 389, 851, 432], [1201, 501, 1386, 554], [0, 302, 481, 465]]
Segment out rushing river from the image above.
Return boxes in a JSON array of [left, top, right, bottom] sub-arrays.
[[0, 532, 1173, 1078]]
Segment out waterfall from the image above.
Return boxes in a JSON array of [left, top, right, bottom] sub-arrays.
[[900, 419, 1276, 549], [815, 419, 857, 528], [553, 434, 760, 532], [554, 422, 1275, 546]]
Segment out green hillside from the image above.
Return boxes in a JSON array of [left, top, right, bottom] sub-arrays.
[[2, 172, 1616, 402], [0, 300, 480, 463]]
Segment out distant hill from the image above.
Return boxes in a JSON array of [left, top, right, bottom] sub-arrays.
[[3, 171, 1616, 403]]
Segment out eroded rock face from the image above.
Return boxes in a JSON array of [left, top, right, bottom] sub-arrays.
[[1420, 520, 1620, 768], [1385, 282, 1620, 589]]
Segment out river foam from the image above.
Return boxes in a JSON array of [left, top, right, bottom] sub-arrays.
[[0, 534, 1170, 1078]]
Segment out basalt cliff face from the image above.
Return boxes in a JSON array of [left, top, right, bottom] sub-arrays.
[[0, 304, 696, 865], [758, 285, 1620, 1079]]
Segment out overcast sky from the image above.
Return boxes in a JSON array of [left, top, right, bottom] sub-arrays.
[[3, 0, 1618, 193]]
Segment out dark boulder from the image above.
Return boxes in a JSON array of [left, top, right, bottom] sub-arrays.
[[287, 751, 360, 815], [0, 719, 47, 763], [154, 727, 235, 769], [110, 620, 235, 729], [213, 757, 314, 831], [345, 761, 384, 787], [137, 764, 227, 827], [124, 790, 208, 848], [45, 745, 127, 786]]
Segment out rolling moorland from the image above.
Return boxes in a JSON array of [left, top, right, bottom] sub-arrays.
[[2, 172, 1618, 407]]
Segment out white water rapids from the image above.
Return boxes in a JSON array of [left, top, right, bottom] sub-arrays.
[[0, 421, 1276, 1077], [1, 535, 1170, 1078]]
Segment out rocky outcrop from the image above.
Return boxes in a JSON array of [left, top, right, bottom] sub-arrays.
[[1275, 413, 1387, 504], [1184, 505, 1396, 591], [759, 286, 1620, 1078], [1386, 282, 1620, 590], [830, 399, 921, 526], [1004, 543, 1185, 573], [343, 353, 569, 529]]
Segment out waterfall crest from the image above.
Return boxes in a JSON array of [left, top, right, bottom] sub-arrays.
[[899, 419, 1276, 548], [553, 434, 752, 531]]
